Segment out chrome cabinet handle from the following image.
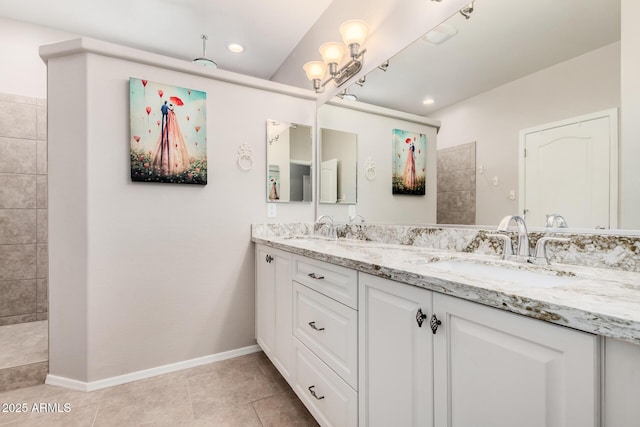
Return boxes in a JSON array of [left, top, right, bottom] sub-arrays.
[[308, 273, 325, 280], [308, 321, 325, 331], [308, 385, 325, 400], [416, 308, 427, 327], [430, 314, 442, 334]]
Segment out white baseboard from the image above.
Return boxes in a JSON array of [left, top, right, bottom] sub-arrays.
[[45, 344, 261, 392]]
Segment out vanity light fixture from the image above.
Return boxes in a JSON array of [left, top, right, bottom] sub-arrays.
[[355, 76, 366, 87], [226, 42, 244, 53], [193, 35, 217, 68], [303, 19, 369, 93], [337, 88, 358, 101]]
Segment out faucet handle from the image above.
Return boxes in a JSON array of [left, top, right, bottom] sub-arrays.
[[534, 237, 570, 264], [486, 234, 514, 259]]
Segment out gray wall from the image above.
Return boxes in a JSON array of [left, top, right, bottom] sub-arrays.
[[0, 93, 48, 325]]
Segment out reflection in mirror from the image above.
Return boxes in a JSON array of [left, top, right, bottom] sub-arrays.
[[319, 128, 357, 204], [266, 120, 312, 203], [342, 0, 624, 229]]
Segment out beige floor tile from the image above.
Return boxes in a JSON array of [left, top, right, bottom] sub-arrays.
[[94, 375, 192, 426], [0, 321, 47, 369], [252, 393, 319, 427], [189, 360, 275, 414], [3, 402, 99, 427], [0, 362, 48, 394], [38, 384, 105, 409], [0, 384, 47, 425], [192, 404, 262, 427]]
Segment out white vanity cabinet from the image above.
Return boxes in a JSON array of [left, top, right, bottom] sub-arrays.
[[432, 292, 599, 427], [358, 273, 434, 427], [359, 272, 600, 427], [291, 255, 359, 427], [255, 244, 294, 382]]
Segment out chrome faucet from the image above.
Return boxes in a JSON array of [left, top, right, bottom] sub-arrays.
[[316, 215, 336, 240], [348, 214, 365, 223], [496, 215, 530, 257], [545, 214, 568, 228], [490, 215, 570, 265]]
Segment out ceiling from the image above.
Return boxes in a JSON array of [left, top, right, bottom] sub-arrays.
[[0, 0, 334, 80], [0, 0, 621, 116], [349, 0, 621, 115]]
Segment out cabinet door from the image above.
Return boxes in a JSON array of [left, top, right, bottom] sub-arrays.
[[255, 245, 293, 382], [433, 293, 599, 427], [359, 273, 434, 427]]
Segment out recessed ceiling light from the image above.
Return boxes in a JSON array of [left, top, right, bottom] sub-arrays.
[[423, 98, 435, 105], [227, 43, 245, 53], [422, 23, 458, 46]]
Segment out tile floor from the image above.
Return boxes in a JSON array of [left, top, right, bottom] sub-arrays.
[[0, 321, 48, 370], [0, 351, 319, 426]]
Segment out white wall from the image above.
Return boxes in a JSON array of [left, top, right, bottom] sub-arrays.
[[317, 104, 437, 224], [46, 43, 316, 382], [432, 42, 620, 227], [0, 18, 75, 99], [620, 0, 640, 229]]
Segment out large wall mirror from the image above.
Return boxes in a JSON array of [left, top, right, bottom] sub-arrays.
[[335, 0, 624, 230], [319, 128, 357, 204], [266, 120, 312, 203]]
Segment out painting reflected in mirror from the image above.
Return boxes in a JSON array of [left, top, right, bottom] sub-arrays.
[[266, 120, 312, 203]]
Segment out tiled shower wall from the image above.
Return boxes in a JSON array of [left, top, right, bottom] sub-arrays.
[[437, 141, 477, 225], [0, 93, 48, 326]]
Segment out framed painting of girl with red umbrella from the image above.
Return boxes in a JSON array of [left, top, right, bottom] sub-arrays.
[[129, 78, 207, 185], [392, 128, 427, 195]]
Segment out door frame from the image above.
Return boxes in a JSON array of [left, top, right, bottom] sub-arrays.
[[518, 108, 619, 229]]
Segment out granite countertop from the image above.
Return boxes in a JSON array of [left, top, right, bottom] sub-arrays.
[[253, 234, 640, 345]]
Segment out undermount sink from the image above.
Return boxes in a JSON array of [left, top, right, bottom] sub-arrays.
[[426, 260, 579, 288]]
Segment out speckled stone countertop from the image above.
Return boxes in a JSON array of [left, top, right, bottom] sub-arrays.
[[252, 224, 640, 345]]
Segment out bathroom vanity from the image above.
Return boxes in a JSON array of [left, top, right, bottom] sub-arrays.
[[253, 224, 640, 427]]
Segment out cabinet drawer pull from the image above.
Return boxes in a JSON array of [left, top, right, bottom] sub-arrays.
[[308, 273, 325, 280], [308, 321, 325, 331], [308, 385, 325, 400], [430, 314, 442, 334], [416, 308, 427, 327]]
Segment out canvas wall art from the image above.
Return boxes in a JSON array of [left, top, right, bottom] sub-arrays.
[[392, 129, 427, 195], [130, 78, 207, 185]]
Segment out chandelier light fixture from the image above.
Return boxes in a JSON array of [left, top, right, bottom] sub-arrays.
[[303, 19, 369, 93]]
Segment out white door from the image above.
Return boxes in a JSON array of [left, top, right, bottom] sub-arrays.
[[359, 273, 433, 427], [303, 175, 311, 202], [433, 293, 599, 427], [520, 109, 617, 229], [320, 158, 338, 203]]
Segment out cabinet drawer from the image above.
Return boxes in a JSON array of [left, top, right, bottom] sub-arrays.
[[293, 282, 358, 389], [293, 255, 358, 309], [293, 338, 358, 427]]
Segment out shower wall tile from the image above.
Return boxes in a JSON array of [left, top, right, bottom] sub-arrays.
[[438, 190, 476, 212], [36, 104, 47, 141], [0, 209, 36, 245], [437, 211, 476, 225], [0, 244, 36, 281], [37, 278, 48, 313], [36, 140, 47, 175], [36, 175, 47, 209], [0, 137, 36, 174], [0, 313, 38, 326], [36, 209, 48, 244], [36, 312, 48, 321], [0, 101, 37, 140], [437, 169, 477, 192], [0, 174, 37, 208], [0, 280, 36, 317], [36, 244, 48, 279], [0, 361, 48, 393]]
